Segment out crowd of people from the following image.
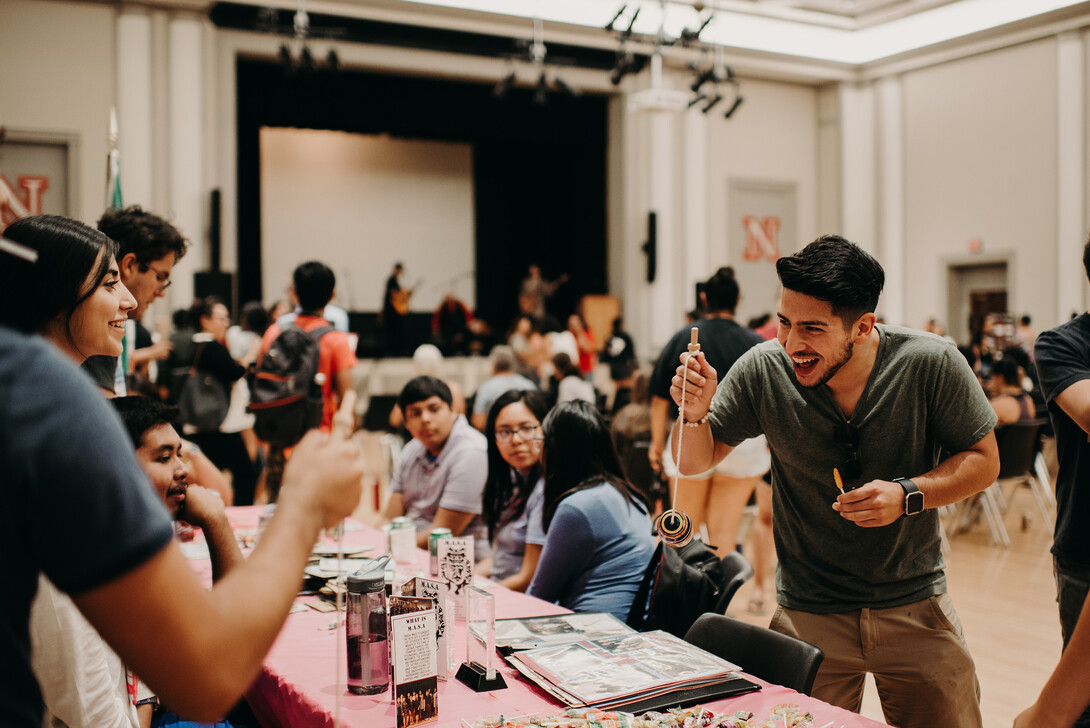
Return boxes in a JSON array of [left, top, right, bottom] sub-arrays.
[[5, 204, 1090, 728]]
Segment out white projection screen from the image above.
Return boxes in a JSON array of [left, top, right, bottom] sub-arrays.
[[259, 127, 476, 313]]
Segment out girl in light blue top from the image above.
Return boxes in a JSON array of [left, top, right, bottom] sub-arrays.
[[480, 390, 549, 591], [529, 400, 655, 620]]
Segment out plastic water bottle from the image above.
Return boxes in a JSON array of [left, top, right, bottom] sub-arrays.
[[346, 555, 390, 695]]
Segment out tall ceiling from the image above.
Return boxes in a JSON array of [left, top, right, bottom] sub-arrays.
[[350, 0, 1090, 65]]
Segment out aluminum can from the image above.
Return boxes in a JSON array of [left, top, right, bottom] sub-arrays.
[[429, 527, 453, 576]]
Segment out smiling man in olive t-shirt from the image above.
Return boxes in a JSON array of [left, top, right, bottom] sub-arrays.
[[669, 236, 999, 728]]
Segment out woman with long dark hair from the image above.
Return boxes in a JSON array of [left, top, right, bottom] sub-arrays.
[[479, 389, 549, 591], [528, 400, 655, 620], [0, 215, 137, 371]]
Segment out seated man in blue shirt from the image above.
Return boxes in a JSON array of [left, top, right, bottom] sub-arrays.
[[382, 376, 490, 561]]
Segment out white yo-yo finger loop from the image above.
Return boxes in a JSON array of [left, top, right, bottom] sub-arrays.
[[656, 509, 693, 547]]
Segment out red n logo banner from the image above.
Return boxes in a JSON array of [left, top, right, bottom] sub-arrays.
[[0, 175, 50, 228], [742, 215, 782, 262]]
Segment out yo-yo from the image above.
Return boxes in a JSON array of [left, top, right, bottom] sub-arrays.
[[655, 508, 693, 548]]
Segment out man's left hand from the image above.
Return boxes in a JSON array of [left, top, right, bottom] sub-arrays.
[[177, 485, 226, 530], [832, 480, 906, 527]]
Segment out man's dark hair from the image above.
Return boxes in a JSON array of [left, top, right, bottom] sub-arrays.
[[1084, 231, 1090, 284], [293, 261, 336, 312], [111, 396, 180, 449], [97, 205, 189, 265], [552, 352, 579, 379], [703, 266, 741, 312], [398, 375, 453, 411], [776, 234, 885, 323], [241, 300, 269, 334]]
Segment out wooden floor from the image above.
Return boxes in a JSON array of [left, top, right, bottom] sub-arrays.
[[727, 483, 1063, 727]]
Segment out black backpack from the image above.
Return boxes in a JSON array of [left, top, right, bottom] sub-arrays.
[[247, 322, 334, 446], [626, 539, 739, 638]]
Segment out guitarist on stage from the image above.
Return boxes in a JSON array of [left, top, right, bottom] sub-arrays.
[[383, 262, 410, 356]]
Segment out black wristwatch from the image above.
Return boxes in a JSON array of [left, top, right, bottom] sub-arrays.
[[895, 477, 925, 516]]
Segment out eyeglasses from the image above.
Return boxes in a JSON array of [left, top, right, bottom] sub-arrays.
[[142, 263, 173, 291], [832, 421, 862, 481], [495, 423, 541, 443]]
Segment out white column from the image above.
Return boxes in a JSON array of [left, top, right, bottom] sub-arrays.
[[167, 14, 206, 309], [876, 76, 905, 325], [683, 109, 709, 287], [648, 109, 679, 349], [838, 82, 877, 253], [116, 9, 154, 209], [1057, 31, 1085, 320]]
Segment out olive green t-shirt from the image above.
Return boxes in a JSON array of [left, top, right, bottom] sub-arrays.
[[708, 324, 996, 613]]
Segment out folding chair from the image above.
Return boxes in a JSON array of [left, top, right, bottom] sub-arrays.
[[684, 613, 824, 695]]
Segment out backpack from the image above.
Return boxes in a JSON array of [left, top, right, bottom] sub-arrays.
[[626, 539, 737, 638], [247, 322, 335, 446], [176, 343, 230, 432]]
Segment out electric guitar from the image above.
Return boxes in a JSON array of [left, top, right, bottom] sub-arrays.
[[391, 278, 421, 315]]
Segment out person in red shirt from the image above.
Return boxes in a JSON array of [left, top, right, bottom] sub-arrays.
[[259, 261, 357, 431], [567, 313, 598, 378]]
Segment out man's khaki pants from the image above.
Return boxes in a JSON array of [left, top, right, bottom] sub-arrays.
[[769, 593, 982, 728]]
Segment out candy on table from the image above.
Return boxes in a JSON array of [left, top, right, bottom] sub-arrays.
[[467, 705, 815, 728], [759, 705, 814, 728]]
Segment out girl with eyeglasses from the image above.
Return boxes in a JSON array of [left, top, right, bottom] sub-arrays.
[[479, 389, 549, 591], [528, 400, 655, 620]]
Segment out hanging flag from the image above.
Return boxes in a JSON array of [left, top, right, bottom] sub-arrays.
[[105, 107, 122, 210]]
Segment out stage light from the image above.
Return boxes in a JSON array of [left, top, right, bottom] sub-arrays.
[[723, 95, 744, 119], [605, 5, 627, 32], [610, 53, 636, 85], [680, 16, 712, 46], [690, 66, 716, 92], [492, 70, 516, 98], [299, 46, 315, 73], [278, 44, 294, 75], [534, 71, 549, 106], [554, 76, 577, 98]]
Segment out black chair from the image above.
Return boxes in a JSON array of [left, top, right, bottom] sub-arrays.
[[684, 613, 824, 695], [714, 551, 754, 614], [950, 419, 1052, 547], [362, 394, 399, 433], [993, 419, 1053, 534]]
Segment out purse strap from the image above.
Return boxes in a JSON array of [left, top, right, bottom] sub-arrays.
[[626, 540, 665, 629], [189, 341, 209, 377]]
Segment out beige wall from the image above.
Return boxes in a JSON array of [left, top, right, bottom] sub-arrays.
[[901, 38, 1059, 334], [0, 0, 114, 224], [705, 79, 820, 326], [259, 128, 476, 312]]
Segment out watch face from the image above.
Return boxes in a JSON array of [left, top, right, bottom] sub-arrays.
[[906, 491, 925, 515]]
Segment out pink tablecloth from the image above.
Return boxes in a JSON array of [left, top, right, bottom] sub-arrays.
[[209, 508, 889, 728]]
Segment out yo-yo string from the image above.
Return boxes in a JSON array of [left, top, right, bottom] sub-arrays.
[[671, 351, 693, 513]]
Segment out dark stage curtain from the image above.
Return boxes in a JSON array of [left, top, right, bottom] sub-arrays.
[[235, 59, 608, 337]]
